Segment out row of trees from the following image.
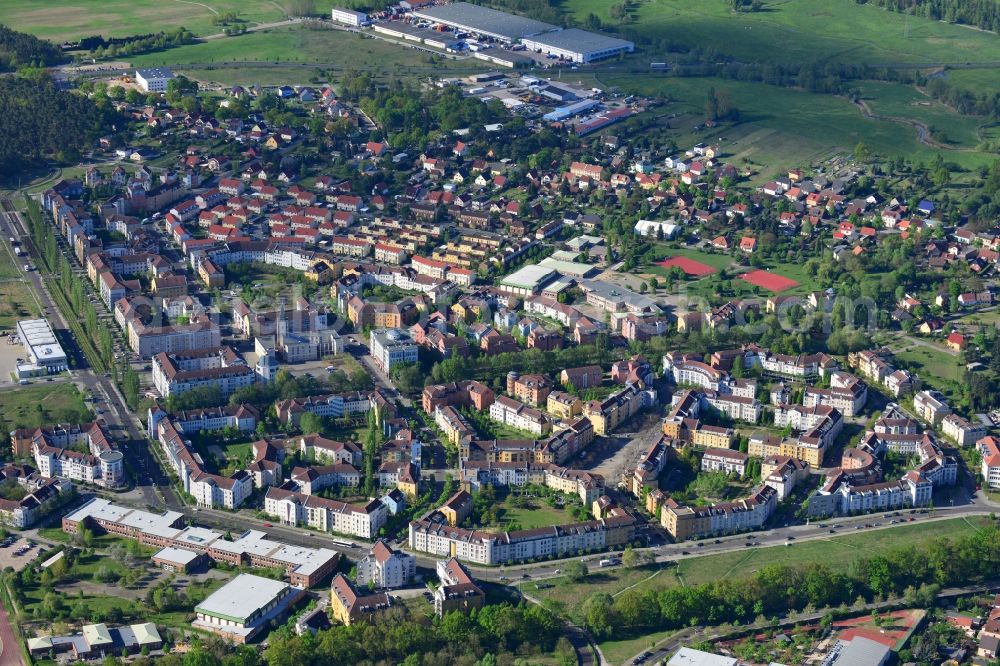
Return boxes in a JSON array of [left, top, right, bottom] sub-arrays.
[[580, 524, 1000, 640], [23, 198, 146, 411]]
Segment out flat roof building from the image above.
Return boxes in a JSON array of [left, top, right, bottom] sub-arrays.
[[498, 264, 558, 295], [331, 7, 369, 26], [667, 648, 738, 666], [135, 67, 174, 93], [521, 28, 635, 63], [17, 318, 67, 372], [194, 573, 304, 643], [411, 2, 558, 42]]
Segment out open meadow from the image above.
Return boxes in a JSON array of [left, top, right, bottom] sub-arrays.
[[567, 0, 1000, 71], [129, 26, 488, 82]]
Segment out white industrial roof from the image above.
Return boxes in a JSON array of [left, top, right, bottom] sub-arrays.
[[195, 573, 290, 622], [411, 2, 557, 40], [17, 318, 67, 362], [522, 28, 634, 54], [153, 546, 200, 565], [668, 648, 737, 666], [500, 264, 557, 289]]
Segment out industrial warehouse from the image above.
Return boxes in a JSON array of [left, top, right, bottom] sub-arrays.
[[409, 2, 634, 62]]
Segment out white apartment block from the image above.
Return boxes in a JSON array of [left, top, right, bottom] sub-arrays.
[[700, 447, 748, 476], [913, 390, 951, 425], [190, 471, 253, 510], [703, 392, 762, 423], [152, 346, 256, 398], [941, 413, 987, 447], [979, 437, 1000, 489], [355, 541, 415, 589], [369, 328, 418, 374], [489, 395, 552, 436], [264, 487, 386, 539]]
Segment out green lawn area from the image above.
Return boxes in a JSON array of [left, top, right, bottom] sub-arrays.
[[0, 0, 287, 41], [536, 516, 988, 620], [0, 383, 91, 430], [130, 26, 488, 81], [599, 630, 682, 666], [0, 282, 40, 330], [567, 0, 1000, 71], [892, 341, 964, 402], [500, 500, 576, 530]]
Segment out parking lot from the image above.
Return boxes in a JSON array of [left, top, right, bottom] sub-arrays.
[[0, 536, 43, 572]]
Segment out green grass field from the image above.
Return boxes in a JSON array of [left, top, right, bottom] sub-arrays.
[[535, 516, 988, 616], [0, 283, 40, 330], [501, 501, 576, 530], [591, 74, 995, 173], [568, 0, 1000, 70], [130, 26, 487, 79], [0, 383, 91, 430], [893, 342, 964, 402], [0, 0, 291, 41]]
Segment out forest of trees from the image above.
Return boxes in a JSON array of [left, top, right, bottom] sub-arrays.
[[262, 602, 571, 666], [0, 24, 63, 71], [858, 0, 1000, 32], [0, 77, 111, 176]]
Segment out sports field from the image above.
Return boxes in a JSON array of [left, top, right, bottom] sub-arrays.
[[738, 270, 800, 293], [656, 256, 716, 277]]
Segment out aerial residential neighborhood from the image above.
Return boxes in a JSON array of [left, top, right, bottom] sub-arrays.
[[0, 0, 996, 664]]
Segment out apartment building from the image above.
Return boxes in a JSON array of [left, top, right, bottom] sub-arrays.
[[274, 391, 376, 426], [660, 486, 777, 540], [979, 436, 1000, 489], [369, 328, 418, 373], [506, 372, 553, 406], [624, 438, 673, 497], [461, 461, 604, 505], [330, 574, 392, 626], [913, 390, 952, 425], [152, 346, 256, 398], [701, 447, 748, 476], [583, 383, 657, 436], [433, 558, 485, 617], [264, 487, 387, 539], [421, 381, 494, 414], [941, 413, 987, 447], [761, 455, 809, 501], [803, 372, 868, 417], [435, 405, 475, 445], [490, 396, 553, 436], [703, 391, 763, 424], [29, 422, 123, 489], [408, 509, 637, 565], [355, 540, 415, 589]]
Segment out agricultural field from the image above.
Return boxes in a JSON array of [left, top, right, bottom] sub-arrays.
[[0, 0, 288, 41], [568, 0, 1000, 71], [130, 26, 488, 80], [0, 383, 91, 430]]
